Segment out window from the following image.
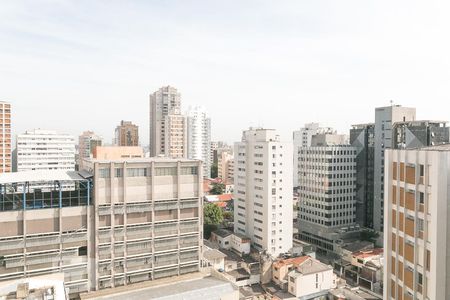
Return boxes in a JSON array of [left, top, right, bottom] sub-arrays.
[[420, 164, 425, 177], [181, 167, 198, 175], [99, 168, 110, 178], [127, 168, 148, 177], [78, 246, 87, 256], [419, 192, 425, 204], [155, 167, 177, 176], [115, 168, 123, 177]]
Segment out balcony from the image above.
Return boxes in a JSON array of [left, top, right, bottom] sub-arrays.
[[154, 201, 178, 211], [180, 221, 199, 234], [127, 240, 152, 256], [154, 222, 178, 237], [98, 229, 111, 244], [98, 206, 111, 216], [0, 237, 24, 250], [180, 236, 198, 249], [62, 232, 87, 244], [127, 203, 152, 213], [180, 200, 198, 209], [180, 250, 198, 263]]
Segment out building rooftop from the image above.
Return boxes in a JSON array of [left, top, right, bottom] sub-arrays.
[[212, 229, 233, 238], [203, 249, 227, 261], [0, 170, 88, 184], [82, 275, 237, 300], [352, 248, 383, 259], [288, 258, 332, 277], [341, 241, 373, 253], [87, 157, 201, 164], [273, 256, 309, 269]]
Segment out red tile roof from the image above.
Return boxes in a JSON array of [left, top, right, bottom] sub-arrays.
[[273, 256, 310, 269], [352, 248, 384, 259]]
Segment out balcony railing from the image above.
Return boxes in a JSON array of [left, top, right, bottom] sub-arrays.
[[0, 238, 24, 250], [154, 238, 178, 252]]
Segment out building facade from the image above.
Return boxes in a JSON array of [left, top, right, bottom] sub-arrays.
[[16, 129, 75, 172], [78, 131, 102, 168], [392, 120, 449, 149], [384, 145, 450, 300], [115, 121, 139, 147], [0, 157, 203, 298], [218, 150, 234, 183], [187, 106, 211, 177], [149, 86, 187, 158], [350, 124, 375, 228], [293, 123, 334, 188], [298, 137, 358, 255], [373, 105, 416, 232], [0, 101, 11, 173], [234, 128, 293, 257]]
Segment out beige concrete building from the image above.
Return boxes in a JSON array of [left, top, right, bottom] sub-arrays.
[[92, 146, 144, 160], [0, 157, 203, 298], [78, 131, 102, 168], [0, 101, 11, 173], [149, 86, 187, 158], [384, 145, 450, 300], [115, 121, 139, 147], [217, 150, 234, 182]]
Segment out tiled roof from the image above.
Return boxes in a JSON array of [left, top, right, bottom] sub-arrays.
[[273, 256, 309, 269], [352, 248, 384, 259]]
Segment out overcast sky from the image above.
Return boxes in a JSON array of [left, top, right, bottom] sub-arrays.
[[1, 0, 450, 145]]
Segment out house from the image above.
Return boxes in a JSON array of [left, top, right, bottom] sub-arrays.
[[210, 229, 251, 256], [272, 256, 310, 290], [286, 257, 336, 299], [203, 249, 227, 271]]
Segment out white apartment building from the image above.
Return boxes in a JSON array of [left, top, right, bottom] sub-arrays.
[[16, 129, 75, 172], [373, 105, 416, 231], [234, 128, 293, 257], [293, 123, 333, 187], [149, 86, 187, 158], [298, 134, 357, 255], [384, 145, 450, 300], [187, 106, 211, 177]]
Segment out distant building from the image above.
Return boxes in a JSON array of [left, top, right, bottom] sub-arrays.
[[384, 144, 450, 300], [218, 150, 234, 182], [92, 146, 144, 160], [0, 101, 11, 173], [187, 106, 211, 177], [115, 120, 139, 146], [234, 128, 293, 257], [350, 123, 375, 228], [373, 105, 416, 231], [293, 123, 334, 187], [16, 129, 75, 172], [392, 120, 448, 149], [298, 132, 358, 255], [149, 86, 187, 158], [78, 131, 102, 168]]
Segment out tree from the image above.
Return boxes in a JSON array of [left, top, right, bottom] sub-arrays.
[[203, 202, 224, 239], [204, 202, 224, 225], [210, 182, 225, 195], [211, 164, 218, 178]]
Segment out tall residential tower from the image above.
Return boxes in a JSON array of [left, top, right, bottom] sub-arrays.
[[0, 101, 11, 173], [187, 106, 211, 177], [234, 128, 293, 257]]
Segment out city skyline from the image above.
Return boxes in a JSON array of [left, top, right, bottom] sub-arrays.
[[2, 1, 450, 144]]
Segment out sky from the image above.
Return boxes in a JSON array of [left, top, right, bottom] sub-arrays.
[[1, 0, 450, 145]]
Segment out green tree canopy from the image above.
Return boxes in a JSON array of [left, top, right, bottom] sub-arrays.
[[204, 202, 224, 225], [210, 164, 218, 178], [210, 182, 225, 195]]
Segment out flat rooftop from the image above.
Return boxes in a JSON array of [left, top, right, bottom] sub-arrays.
[[0, 170, 89, 184], [86, 157, 201, 164], [81, 274, 237, 300]]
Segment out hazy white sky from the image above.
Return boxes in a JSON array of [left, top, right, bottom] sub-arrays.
[[1, 0, 450, 145]]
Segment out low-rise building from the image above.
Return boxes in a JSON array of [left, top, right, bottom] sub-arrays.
[[286, 257, 336, 299], [272, 256, 310, 289], [210, 229, 251, 255], [92, 146, 144, 160]]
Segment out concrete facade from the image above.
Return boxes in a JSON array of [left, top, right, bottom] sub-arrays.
[[373, 105, 416, 232], [16, 129, 75, 172], [234, 128, 293, 257], [0, 101, 11, 173], [384, 145, 450, 300], [115, 121, 139, 147], [187, 106, 211, 177]]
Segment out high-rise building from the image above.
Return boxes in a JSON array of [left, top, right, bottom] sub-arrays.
[[293, 123, 334, 187], [78, 131, 102, 168], [115, 120, 139, 147], [0, 101, 11, 173], [298, 133, 358, 255], [373, 105, 416, 231], [350, 123, 375, 228], [187, 106, 211, 177], [0, 157, 203, 298], [234, 128, 293, 257], [392, 120, 449, 149], [218, 150, 234, 183], [16, 129, 75, 172], [384, 145, 450, 300], [149, 86, 187, 158]]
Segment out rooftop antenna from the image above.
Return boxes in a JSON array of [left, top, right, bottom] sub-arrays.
[[390, 99, 394, 106]]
